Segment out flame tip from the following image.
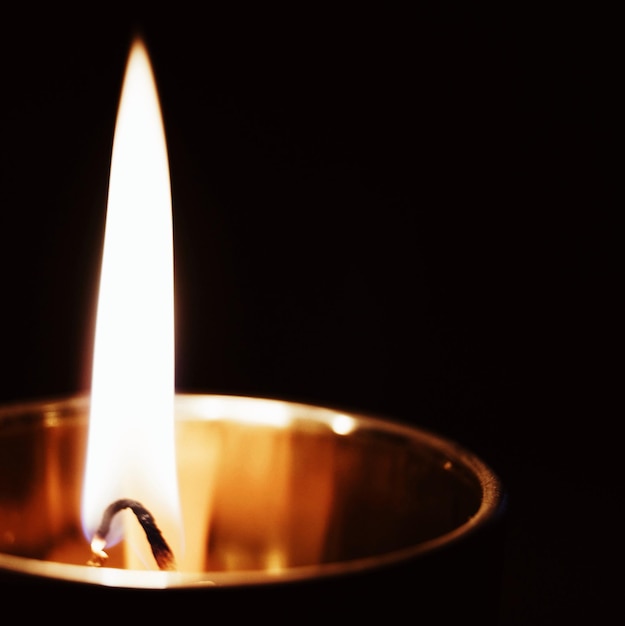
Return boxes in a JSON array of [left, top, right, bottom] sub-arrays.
[[131, 34, 147, 51]]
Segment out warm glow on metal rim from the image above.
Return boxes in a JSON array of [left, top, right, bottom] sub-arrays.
[[0, 393, 505, 589], [81, 37, 181, 552]]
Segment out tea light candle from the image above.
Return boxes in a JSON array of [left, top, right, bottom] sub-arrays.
[[0, 35, 506, 623], [0, 393, 505, 621]]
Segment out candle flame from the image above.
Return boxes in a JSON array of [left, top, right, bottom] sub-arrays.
[[81, 37, 181, 565]]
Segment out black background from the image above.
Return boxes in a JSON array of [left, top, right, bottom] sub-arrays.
[[0, 6, 617, 623]]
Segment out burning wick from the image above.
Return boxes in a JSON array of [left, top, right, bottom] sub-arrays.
[[87, 498, 176, 571]]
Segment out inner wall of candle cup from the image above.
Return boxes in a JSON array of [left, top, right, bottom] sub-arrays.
[[0, 394, 501, 584]]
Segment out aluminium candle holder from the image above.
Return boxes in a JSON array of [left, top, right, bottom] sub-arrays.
[[0, 393, 506, 622]]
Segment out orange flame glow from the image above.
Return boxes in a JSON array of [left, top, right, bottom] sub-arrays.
[[81, 37, 182, 567]]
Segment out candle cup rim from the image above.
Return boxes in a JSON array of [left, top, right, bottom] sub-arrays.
[[0, 392, 505, 589]]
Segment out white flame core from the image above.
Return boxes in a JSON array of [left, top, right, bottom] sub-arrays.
[[81, 38, 181, 551]]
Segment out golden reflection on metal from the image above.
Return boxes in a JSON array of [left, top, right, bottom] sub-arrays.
[[0, 394, 504, 588], [331, 414, 357, 435]]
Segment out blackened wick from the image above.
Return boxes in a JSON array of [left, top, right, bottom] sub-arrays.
[[88, 498, 176, 571]]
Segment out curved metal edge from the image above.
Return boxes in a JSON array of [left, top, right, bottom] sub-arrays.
[[0, 392, 506, 589]]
